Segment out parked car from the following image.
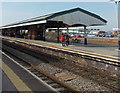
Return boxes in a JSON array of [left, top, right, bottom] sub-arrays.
[[73, 34, 81, 38], [80, 34, 84, 37], [97, 34, 105, 37], [105, 34, 114, 37], [68, 33, 76, 37], [87, 34, 96, 38]]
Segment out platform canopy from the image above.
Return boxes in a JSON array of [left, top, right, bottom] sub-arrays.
[[2, 7, 107, 29]]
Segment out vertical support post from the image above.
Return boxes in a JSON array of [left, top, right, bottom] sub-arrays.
[[20, 27, 23, 38], [118, 1, 120, 49], [14, 28, 16, 37], [57, 27, 60, 42], [84, 26, 87, 45], [57, 21, 60, 42], [30, 26, 32, 39], [28, 26, 32, 39], [67, 26, 69, 34], [43, 24, 46, 41]]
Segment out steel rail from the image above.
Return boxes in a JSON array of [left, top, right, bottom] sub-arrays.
[[1, 36, 120, 60], [2, 44, 79, 93], [2, 37, 119, 68], [1, 37, 120, 91]]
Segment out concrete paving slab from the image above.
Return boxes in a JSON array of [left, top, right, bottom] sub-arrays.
[[2, 71, 18, 92], [2, 53, 58, 92]]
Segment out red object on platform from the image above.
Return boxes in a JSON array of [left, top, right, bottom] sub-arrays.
[[60, 35, 65, 41]]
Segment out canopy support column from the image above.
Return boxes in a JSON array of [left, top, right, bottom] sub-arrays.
[[57, 22, 60, 42], [43, 24, 46, 41], [67, 26, 69, 34], [57, 27, 60, 42], [84, 26, 87, 45], [28, 26, 32, 39], [118, 1, 120, 50]]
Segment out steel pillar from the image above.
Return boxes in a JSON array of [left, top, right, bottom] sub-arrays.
[[57, 27, 60, 42], [43, 24, 46, 41], [84, 26, 87, 45]]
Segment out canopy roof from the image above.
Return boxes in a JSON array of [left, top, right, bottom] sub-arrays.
[[2, 7, 107, 29]]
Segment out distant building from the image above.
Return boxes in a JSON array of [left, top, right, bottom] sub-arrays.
[[89, 29, 100, 34]]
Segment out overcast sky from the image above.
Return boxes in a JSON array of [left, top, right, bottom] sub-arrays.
[[1, 1, 118, 31]]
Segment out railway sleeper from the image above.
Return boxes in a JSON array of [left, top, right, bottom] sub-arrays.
[[46, 80, 56, 84], [51, 84, 62, 88]]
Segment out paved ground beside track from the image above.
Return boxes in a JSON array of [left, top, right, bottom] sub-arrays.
[[2, 36, 119, 57], [34, 40, 119, 57], [1, 51, 58, 92]]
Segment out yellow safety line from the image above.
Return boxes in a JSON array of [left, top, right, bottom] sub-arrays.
[[0, 60, 33, 92], [2, 36, 119, 60], [31, 40, 119, 60], [58, 47, 119, 59], [33, 40, 119, 59]]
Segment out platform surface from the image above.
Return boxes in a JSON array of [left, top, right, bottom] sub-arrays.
[[47, 42, 119, 57], [1, 51, 57, 92], [25, 38, 119, 58], [2, 71, 18, 92], [1, 37, 119, 93], [2, 36, 119, 57]]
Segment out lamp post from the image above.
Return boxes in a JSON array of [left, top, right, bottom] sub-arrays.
[[118, 1, 120, 49], [110, 0, 120, 49], [115, 1, 120, 50]]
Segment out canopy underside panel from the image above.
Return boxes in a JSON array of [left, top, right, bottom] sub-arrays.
[[48, 11, 106, 27]]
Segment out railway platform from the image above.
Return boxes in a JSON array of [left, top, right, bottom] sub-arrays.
[[1, 36, 120, 92], [2, 36, 119, 58], [2, 70, 18, 92], [46, 41, 119, 58], [1, 51, 58, 92]]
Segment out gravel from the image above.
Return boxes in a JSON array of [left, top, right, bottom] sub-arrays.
[[38, 61, 110, 91]]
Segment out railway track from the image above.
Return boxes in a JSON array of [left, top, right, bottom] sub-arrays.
[[2, 38, 120, 92], [49, 60, 119, 91], [2, 37, 120, 66], [2, 46, 78, 93]]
